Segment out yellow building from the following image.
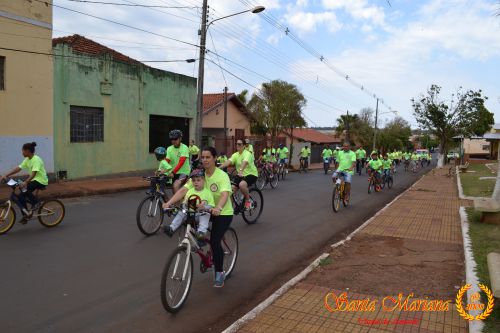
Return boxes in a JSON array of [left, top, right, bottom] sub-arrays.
[[0, 1, 53, 174]]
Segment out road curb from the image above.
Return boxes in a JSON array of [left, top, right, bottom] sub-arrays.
[[222, 170, 429, 333], [455, 166, 489, 201], [459, 207, 484, 333]]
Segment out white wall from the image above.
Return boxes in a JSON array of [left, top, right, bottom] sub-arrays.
[[0, 136, 54, 175]]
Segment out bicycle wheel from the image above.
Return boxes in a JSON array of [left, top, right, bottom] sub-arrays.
[[161, 245, 193, 313], [242, 188, 264, 224], [388, 176, 394, 189], [269, 173, 278, 189], [281, 166, 286, 180], [136, 196, 164, 236], [368, 179, 374, 194], [332, 186, 340, 212], [342, 187, 349, 207], [380, 175, 386, 189], [37, 199, 65, 228], [256, 172, 266, 191], [0, 203, 16, 235], [222, 227, 238, 278]]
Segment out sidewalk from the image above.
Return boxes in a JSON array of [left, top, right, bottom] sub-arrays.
[[0, 176, 149, 201], [234, 168, 471, 333]]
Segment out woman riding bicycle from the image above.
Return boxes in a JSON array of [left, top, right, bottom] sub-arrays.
[[219, 139, 259, 210], [0, 142, 48, 218], [163, 147, 233, 288]]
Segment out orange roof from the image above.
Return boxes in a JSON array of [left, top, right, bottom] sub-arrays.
[[286, 128, 341, 144], [203, 93, 235, 113], [52, 34, 142, 65]]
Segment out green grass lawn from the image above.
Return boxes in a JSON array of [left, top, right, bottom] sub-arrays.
[[460, 164, 496, 197], [466, 208, 500, 332]]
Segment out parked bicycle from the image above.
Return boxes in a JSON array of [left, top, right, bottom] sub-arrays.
[[0, 179, 65, 235], [160, 197, 238, 313], [331, 173, 349, 212]]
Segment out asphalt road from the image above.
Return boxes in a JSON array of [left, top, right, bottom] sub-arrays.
[[0, 163, 431, 333]]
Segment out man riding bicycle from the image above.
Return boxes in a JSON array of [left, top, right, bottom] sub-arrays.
[[276, 143, 289, 174], [166, 129, 191, 194], [298, 145, 311, 170], [355, 145, 367, 175], [331, 142, 356, 202], [219, 139, 259, 210], [382, 154, 394, 180]]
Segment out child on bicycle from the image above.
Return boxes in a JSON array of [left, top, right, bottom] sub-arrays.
[[368, 151, 383, 185], [382, 154, 393, 179], [147, 147, 173, 196], [163, 168, 214, 240]]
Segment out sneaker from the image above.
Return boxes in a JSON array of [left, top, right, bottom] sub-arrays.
[[244, 200, 252, 210], [214, 271, 226, 288], [163, 225, 174, 237], [196, 231, 206, 247]]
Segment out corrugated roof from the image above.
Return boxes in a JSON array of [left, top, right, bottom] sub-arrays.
[[52, 34, 142, 65], [484, 133, 500, 140], [286, 128, 341, 144]]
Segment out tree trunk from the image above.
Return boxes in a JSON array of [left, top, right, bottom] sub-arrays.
[[436, 139, 446, 168], [493, 144, 500, 200]]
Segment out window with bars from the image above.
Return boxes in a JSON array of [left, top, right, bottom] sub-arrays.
[[70, 106, 104, 142], [0, 56, 5, 90]]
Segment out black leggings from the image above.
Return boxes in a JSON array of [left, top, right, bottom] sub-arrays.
[[19, 181, 46, 209], [210, 215, 233, 272]]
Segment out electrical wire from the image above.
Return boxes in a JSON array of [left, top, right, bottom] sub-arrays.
[[61, 0, 199, 8]]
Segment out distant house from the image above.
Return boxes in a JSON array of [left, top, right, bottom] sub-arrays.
[[453, 124, 500, 162], [52, 35, 197, 179], [284, 128, 342, 164], [202, 92, 252, 154]]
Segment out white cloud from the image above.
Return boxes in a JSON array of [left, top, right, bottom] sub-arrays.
[[321, 0, 386, 26], [286, 11, 342, 34]]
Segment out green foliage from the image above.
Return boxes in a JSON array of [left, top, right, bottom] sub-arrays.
[[335, 108, 374, 147], [377, 117, 412, 152], [247, 80, 307, 140], [237, 89, 248, 105], [411, 85, 494, 153]]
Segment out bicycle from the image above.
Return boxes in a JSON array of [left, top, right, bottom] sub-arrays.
[[0, 179, 65, 235], [160, 196, 238, 313], [381, 170, 394, 190], [404, 159, 410, 172], [331, 172, 349, 212], [136, 175, 177, 236], [298, 157, 308, 173], [229, 174, 264, 224], [367, 170, 382, 194], [256, 162, 278, 190], [323, 158, 331, 175], [277, 161, 287, 180], [411, 160, 420, 173]]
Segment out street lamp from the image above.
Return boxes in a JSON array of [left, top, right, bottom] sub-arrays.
[[195, 4, 265, 147]]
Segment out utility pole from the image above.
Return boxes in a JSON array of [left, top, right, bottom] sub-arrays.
[[195, 0, 208, 147], [372, 98, 379, 152], [223, 86, 228, 154]]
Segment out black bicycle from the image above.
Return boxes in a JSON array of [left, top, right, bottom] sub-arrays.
[[0, 179, 65, 235], [229, 175, 264, 224], [381, 170, 394, 190], [256, 162, 278, 190]]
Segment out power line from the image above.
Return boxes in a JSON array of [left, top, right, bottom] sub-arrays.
[[61, 0, 199, 8], [208, 29, 228, 87]]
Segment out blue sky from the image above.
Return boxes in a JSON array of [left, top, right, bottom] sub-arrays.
[[53, 0, 500, 128]]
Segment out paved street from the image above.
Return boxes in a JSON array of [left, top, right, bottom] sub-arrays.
[[0, 165, 430, 333]]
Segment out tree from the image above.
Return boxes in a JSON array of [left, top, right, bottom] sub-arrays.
[[237, 89, 249, 105], [412, 84, 493, 168], [377, 117, 412, 152], [335, 108, 374, 147], [247, 80, 307, 144]]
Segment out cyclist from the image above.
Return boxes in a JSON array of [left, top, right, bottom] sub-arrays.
[[381, 154, 394, 183], [216, 152, 228, 166], [276, 143, 289, 174], [322, 145, 333, 171], [0, 142, 48, 218], [220, 139, 259, 210], [146, 147, 173, 196], [368, 151, 383, 191], [188, 139, 200, 165], [163, 147, 233, 288], [298, 145, 311, 170], [355, 146, 367, 175], [411, 151, 419, 169], [166, 129, 191, 194], [332, 146, 341, 168], [403, 151, 411, 170], [331, 142, 356, 202], [244, 138, 254, 157]]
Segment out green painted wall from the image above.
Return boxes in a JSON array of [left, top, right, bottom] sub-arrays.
[[53, 44, 197, 179]]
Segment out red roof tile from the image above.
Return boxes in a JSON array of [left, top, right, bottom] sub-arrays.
[[52, 34, 142, 65], [203, 93, 235, 113], [286, 128, 341, 144]]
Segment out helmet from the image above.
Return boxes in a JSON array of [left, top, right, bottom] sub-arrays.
[[154, 147, 166, 161], [371, 150, 378, 156], [279, 143, 284, 148], [189, 168, 205, 178], [169, 129, 183, 140], [244, 138, 251, 144], [336, 147, 340, 150]]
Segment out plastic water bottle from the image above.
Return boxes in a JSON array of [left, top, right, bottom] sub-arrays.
[[18, 180, 27, 193]]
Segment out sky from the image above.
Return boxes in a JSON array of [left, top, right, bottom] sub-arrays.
[[51, 0, 500, 128]]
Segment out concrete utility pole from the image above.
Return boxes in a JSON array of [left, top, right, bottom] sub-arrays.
[[223, 86, 228, 154], [195, 0, 208, 147], [372, 98, 379, 152]]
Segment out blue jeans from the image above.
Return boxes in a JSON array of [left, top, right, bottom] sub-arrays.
[[332, 170, 352, 183]]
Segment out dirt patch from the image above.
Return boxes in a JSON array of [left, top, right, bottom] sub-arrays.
[[306, 233, 465, 300]]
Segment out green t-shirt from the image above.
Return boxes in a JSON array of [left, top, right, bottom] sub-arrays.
[[368, 159, 383, 172], [19, 155, 48, 186], [300, 147, 310, 158], [411, 154, 419, 161], [167, 143, 190, 175], [322, 149, 333, 159], [382, 159, 393, 170], [230, 150, 259, 177], [333, 150, 340, 159], [262, 148, 275, 162], [217, 156, 228, 164], [337, 150, 356, 174], [355, 149, 367, 159], [403, 153, 411, 160], [188, 144, 200, 156], [184, 186, 215, 207], [245, 144, 254, 156], [277, 147, 289, 159], [158, 159, 173, 173], [184, 168, 233, 216]]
